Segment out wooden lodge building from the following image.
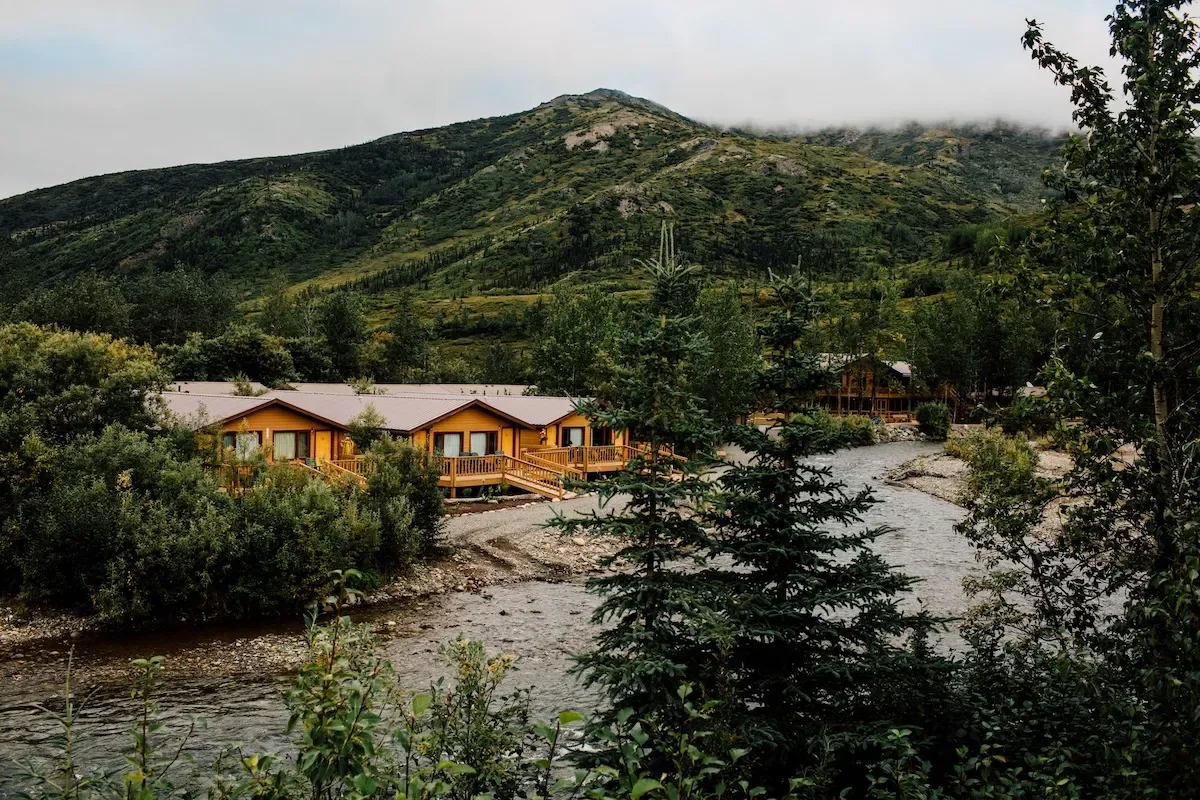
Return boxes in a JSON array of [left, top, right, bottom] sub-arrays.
[[813, 355, 925, 422], [162, 384, 632, 499]]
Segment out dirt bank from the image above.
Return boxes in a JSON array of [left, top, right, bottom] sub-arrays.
[[0, 495, 623, 694]]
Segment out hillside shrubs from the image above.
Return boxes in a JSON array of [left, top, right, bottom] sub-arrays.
[[915, 401, 951, 438]]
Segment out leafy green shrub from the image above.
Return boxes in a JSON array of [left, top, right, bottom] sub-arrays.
[[9, 425, 235, 620], [915, 401, 951, 439], [835, 413, 878, 446], [222, 469, 381, 617], [365, 437, 446, 558], [1, 422, 444, 623], [346, 404, 388, 451], [945, 428, 1042, 500], [423, 639, 534, 800]]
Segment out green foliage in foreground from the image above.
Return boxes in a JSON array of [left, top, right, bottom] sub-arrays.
[[7, 572, 1159, 800]]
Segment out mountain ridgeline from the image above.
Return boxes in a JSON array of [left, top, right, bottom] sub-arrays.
[[0, 89, 1063, 309]]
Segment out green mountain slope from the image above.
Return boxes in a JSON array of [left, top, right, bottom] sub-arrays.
[[0, 89, 1062, 313]]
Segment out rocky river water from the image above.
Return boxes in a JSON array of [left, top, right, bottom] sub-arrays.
[[0, 441, 972, 786]]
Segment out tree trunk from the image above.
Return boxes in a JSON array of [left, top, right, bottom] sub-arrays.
[[1150, 206, 1168, 439]]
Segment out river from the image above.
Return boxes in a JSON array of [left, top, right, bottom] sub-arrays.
[[0, 441, 971, 786]]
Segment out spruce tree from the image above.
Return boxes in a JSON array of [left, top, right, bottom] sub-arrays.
[[550, 225, 720, 730], [704, 273, 948, 786]]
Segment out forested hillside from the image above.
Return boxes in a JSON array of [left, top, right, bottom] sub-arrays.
[[0, 89, 1061, 305]]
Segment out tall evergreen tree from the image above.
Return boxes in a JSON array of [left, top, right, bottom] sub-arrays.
[[551, 225, 720, 731], [704, 273, 948, 787], [317, 292, 369, 379], [381, 293, 432, 380]]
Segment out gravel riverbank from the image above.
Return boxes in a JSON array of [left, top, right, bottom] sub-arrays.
[[887, 452, 969, 506]]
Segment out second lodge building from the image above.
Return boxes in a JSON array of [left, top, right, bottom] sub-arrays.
[[162, 383, 631, 499]]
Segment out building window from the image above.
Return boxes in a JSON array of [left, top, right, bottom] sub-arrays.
[[560, 427, 585, 447], [469, 431, 497, 455], [590, 426, 613, 446], [222, 431, 261, 460], [434, 432, 463, 457], [273, 431, 310, 461]]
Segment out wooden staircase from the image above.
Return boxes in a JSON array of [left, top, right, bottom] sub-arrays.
[[321, 458, 369, 486], [498, 455, 577, 500]]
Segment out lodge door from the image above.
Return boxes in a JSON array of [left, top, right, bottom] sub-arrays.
[[501, 428, 513, 456], [315, 431, 332, 461]]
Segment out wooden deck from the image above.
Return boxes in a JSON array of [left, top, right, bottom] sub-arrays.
[[210, 444, 652, 501], [436, 445, 641, 499]]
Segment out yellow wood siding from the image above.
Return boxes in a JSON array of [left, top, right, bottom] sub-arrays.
[[418, 405, 513, 455], [519, 426, 549, 453], [218, 406, 323, 435], [214, 406, 348, 460]]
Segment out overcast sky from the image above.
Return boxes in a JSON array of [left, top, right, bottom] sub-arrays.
[[1, 1, 1120, 199]]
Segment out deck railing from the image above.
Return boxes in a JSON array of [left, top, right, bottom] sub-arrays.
[[503, 455, 567, 498], [208, 445, 648, 499], [209, 463, 259, 495], [327, 457, 370, 476], [523, 447, 571, 467], [522, 445, 636, 471], [585, 445, 627, 464], [523, 450, 585, 479], [443, 454, 505, 477]]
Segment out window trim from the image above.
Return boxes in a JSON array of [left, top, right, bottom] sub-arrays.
[[590, 425, 614, 447]]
